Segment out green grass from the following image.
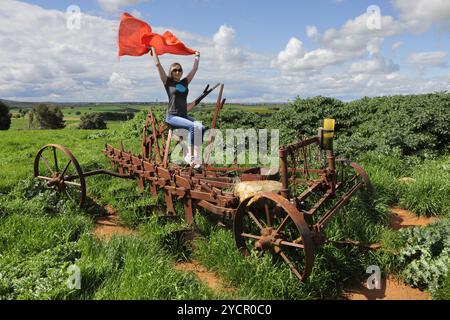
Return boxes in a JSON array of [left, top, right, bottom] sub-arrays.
[[399, 158, 450, 217], [74, 233, 217, 300]]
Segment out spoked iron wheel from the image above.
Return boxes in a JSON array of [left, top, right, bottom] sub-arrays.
[[34, 144, 86, 207], [233, 192, 315, 282]]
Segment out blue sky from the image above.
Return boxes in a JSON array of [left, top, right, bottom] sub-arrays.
[[0, 0, 449, 102]]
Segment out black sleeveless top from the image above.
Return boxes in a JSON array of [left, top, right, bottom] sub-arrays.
[[164, 77, 189, 117]]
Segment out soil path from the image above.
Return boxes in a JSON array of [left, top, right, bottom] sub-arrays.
[[344, 276, 430, 300], [175, 260, 236, 297], [95, 205, 136, 239], [389, 207, 437, 230]]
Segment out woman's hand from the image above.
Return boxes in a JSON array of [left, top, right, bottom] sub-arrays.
[[195, 51, 200, 59]]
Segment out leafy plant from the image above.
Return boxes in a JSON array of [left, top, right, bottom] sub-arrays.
[[28, 104, 65, 129], [398, 220, 450, 292], [78, 113, 107, 130], [0, 101, 12, 130]]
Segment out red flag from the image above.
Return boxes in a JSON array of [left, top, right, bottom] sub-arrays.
[[118, 13, 195, 57]]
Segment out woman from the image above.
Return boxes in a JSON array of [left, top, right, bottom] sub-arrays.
[[150, 47, 205, 169]]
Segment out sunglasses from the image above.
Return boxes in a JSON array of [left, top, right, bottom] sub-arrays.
[[172, 68, 183, 73]]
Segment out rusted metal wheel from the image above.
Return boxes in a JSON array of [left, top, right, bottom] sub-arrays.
[[233, 192, 315, 282], [335, 159, 373, 193], [34, 144, 86, 208]]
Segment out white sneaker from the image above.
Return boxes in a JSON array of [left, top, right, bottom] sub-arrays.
[[192, 163, 203, 171]]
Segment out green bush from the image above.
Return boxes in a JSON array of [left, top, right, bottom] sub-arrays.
[[0, 101, 12, 130], [28, 104, 65, 129], [193, 108, 268, 130], [398, 220, 450, 291], [78, 113, 107, 130], [268, 92, 450, 158], [432, 270, 450, 300], [98, 112, 134, 121]]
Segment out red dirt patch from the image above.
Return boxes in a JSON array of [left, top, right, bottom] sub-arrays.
[[344, 207, 436, 300], [176, 260, 235, 296], [389, 207, 437, 231], [343, 275, 430, 300], [95, 205, 136, 239]]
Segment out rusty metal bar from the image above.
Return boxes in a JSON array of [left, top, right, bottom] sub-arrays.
[[278, 148, 289, 199], [204, 84, 224, 164], [193, 83, 220, 106], [314, 181, 363, 230]]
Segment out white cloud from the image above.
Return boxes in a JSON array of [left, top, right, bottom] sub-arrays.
[[393, 0, 450, 32], [392, 41, 404, 50], [108, 72, 133, 89], [408, 51, 448, 67], [97, 0, 146, 12], [130, 9, 142, 18], [306, 26, 320, 41], [212, 25, 246, 69], [274, 38, 305, 69], [272, 6, 449, 99], [274, 11, 406, 74], [350, 57, 400, 74]]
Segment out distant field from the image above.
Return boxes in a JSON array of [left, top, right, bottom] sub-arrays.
[[10, 103, 283, 116], [60, 104, 151, 117], [10, 117, 123, 130], [9, 103, 281, 130]]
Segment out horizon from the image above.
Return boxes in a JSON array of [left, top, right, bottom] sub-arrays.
[[3, 90, 449, 107]]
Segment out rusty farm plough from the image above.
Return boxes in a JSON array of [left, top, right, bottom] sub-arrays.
[[34, 84, 372, 282]]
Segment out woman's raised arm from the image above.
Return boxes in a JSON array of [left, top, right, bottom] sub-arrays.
[[186, 51, 200, 85], [151, 47, 167, 85]]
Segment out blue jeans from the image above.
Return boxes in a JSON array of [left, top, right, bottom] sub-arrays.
[[165, 114, 207, 147]]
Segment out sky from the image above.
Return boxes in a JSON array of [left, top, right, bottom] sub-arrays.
[[0, 0, 449, 103]]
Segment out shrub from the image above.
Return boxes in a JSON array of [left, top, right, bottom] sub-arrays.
[[98, 112, 134, 121], [78, 113, 107, 130], [398, 220, 450, 291], [432, 270, 450, 300], [268, 92, 450, 158], [28, 104, 65, 129], [193, 108, 268, 131], [0, 101, 12, 130]]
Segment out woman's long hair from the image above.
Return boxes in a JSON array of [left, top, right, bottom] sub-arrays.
[[167, 62, 183, 80]]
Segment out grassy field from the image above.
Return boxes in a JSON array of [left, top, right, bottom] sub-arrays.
[[0, 114, 448, 300]]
